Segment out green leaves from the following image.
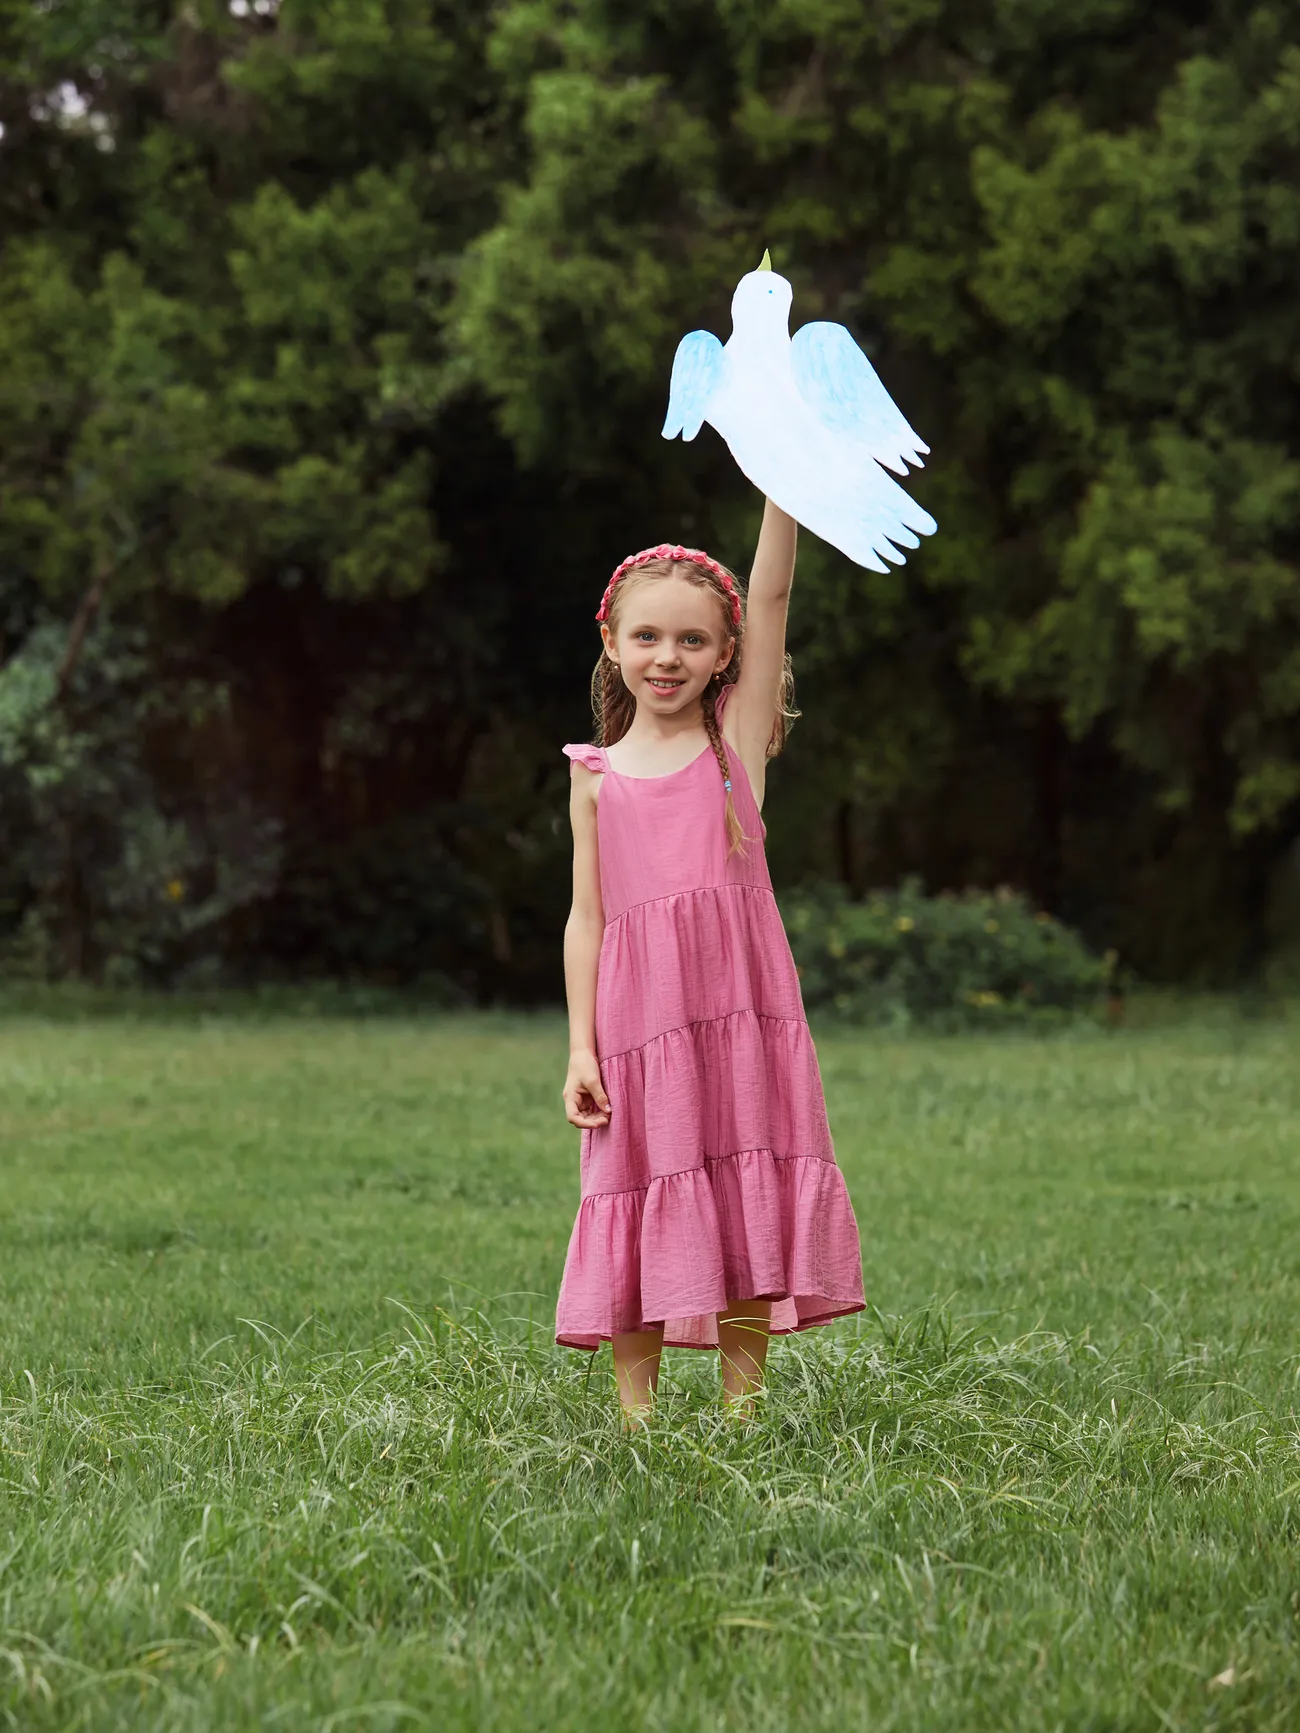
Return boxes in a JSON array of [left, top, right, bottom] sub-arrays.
[[1, 0, 1299, 983], [959, 38, 1300, 844], [782, 879, 1110, 1028], [455, 59, 725, 463]]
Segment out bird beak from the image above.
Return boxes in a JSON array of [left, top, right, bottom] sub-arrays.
[[757, 248, 772, 272]]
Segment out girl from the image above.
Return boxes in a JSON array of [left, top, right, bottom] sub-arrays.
[[559, 498, 864, 1419]]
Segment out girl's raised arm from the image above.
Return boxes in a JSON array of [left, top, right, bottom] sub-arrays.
[[726, 497, 797, 803]]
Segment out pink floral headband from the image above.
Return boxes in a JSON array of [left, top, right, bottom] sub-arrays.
[[595, 543, 742, 626]]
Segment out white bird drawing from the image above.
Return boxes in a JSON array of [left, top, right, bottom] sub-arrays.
[[662, 252, 936, 572]]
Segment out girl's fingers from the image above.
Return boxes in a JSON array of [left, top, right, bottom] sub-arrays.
[[562, 1074, 611, 1128], [563, 1087, 609, 1128], [565, 1094, 610, 1128], [579, 1072, 610, 1113]]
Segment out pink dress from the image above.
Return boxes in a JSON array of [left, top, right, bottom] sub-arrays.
[[557, 687, 865, 1350]]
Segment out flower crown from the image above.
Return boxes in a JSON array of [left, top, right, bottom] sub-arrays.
[[595, 543, 742, 626]]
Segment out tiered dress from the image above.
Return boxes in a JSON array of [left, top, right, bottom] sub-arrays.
[[556, 687, 865, 1350]]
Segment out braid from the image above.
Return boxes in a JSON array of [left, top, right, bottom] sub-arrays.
[[702, 680, 747, 855], [590, 651, 635, 746]]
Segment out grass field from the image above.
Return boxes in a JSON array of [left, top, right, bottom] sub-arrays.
[[2, 1002, 1299, 1730]]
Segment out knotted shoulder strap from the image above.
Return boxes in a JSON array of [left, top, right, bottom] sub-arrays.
[[562, 744, 607, 773]]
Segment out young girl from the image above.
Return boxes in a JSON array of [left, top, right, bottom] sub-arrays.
[[559, 498, 864, 1418]]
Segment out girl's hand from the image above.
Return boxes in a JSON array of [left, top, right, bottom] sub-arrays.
[[564, 1050, 611, 1129]]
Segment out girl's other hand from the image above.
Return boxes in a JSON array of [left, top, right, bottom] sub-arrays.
[[563, 1051, 611, 1128]]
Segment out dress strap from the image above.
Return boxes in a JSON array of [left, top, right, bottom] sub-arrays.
[[563, 743, 607, 774]]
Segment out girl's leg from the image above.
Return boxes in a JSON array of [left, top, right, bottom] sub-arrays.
[[612, 1328, 664, 1420], [718, 1299, 772, 1409]]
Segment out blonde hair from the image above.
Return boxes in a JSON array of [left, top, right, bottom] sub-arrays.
[[590, 555, 798, 852]]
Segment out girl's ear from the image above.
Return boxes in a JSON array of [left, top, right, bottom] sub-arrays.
[[600, 622, 619, 664], [715, 635, 736, 674]]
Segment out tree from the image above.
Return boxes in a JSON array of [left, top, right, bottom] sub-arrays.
[[456, 0, 1300, 979], [1, 0, 1297, 988]]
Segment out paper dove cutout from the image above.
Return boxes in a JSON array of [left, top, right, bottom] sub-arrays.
[[662, 254, 936, 572]]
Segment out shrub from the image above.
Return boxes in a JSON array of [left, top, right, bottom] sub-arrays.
[[780, 880, 1113, 1029]]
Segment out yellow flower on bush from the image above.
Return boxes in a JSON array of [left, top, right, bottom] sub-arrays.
[[966, 990, 1002, 1008], [984, 918, 999, 933], [896, 915, 915, 932], [166, 879, 185, 902]]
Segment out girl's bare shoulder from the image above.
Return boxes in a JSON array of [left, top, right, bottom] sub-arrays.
[[563, 744, 605, 799], [569, 758, 603, 812]]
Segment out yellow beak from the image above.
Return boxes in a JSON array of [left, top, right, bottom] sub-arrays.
[[757, 248, 772, 271]]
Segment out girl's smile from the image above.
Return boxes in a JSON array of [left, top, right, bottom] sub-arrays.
[[600, 575, 733, 717]]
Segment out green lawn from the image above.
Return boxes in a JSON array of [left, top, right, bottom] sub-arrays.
[[2, 1004, 1299, 1730]]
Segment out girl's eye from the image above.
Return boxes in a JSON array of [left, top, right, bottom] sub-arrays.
[[683, 636, 703, 647]]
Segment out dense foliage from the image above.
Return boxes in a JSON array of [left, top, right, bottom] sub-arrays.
[[2, 0, 1299, 992], [782, 881, 1111, 1029]]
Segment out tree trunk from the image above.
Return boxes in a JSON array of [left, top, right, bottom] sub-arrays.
[[56, 567, 108, 703], [54, 565, 110, 975], [835, 799, 861, 897]]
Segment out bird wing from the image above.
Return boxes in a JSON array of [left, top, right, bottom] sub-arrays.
[[662, 330, 728, 442], [830, 459, 938, 572], [716, 392, 936, 574], [765, 453, 936, 575], [790, 321, 929, 476]]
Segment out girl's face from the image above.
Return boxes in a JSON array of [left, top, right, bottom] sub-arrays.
[[602, 576, 734, 717]]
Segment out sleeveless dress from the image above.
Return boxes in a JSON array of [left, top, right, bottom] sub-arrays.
[[557, 686, 865, 1350]]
